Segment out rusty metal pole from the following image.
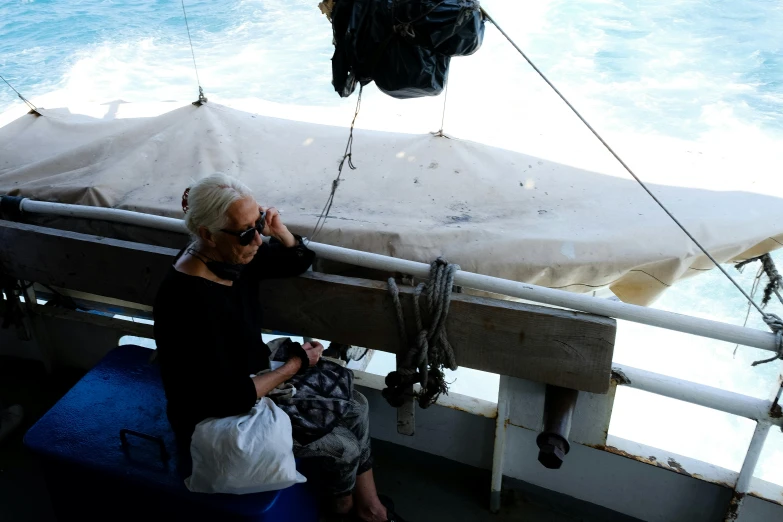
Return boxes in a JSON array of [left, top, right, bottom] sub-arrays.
[[536, 385, 579, 469], [724, 421, 771, 521]]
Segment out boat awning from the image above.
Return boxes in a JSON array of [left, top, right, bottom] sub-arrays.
[[1, 101, 781, 305]]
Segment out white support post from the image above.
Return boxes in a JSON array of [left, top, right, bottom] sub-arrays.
[[490, 375, 511, 513], [723, 421, 771, 522]]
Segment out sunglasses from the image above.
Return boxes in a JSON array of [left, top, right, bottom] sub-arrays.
[[221, 210, 267, 246]]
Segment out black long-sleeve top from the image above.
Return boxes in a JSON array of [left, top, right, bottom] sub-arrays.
[[153, 237, 315, 446]]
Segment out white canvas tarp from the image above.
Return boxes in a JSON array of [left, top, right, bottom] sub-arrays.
[[0, 101, 781, 305]]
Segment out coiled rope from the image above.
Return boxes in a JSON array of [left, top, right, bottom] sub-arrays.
[[385, 258, 459, 408]]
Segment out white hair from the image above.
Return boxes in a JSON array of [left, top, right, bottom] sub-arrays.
[[184, 173, 254, 240]]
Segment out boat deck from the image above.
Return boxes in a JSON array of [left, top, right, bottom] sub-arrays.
[[0, 356, 638, 522]]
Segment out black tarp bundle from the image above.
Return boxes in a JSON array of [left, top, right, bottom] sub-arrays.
[[330, 0, 484, 99]]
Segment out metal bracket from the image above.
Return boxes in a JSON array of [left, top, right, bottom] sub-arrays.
[[0, 195, 25, 222], [536, 385, 579, 469], [192, 86, 208, 106], [772, 376, 783, 430]]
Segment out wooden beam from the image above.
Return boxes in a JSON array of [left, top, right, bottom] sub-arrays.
[[34, 285, 154, 318], [259, 272, 615, 393], [0, 220, 615, 392], [0, 220, 175, 306], [35, 306, 155, 339]]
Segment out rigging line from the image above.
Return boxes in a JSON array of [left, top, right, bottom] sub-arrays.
[[734, 266, 764, 357], [180, 0, 205, 101], [481, 8, 768, 318], [0, 74, 38, 112], [308, 85, 364, 242], [436, 78, 449, 136]]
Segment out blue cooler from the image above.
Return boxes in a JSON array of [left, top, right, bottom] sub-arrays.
[[24, 344, 319, 522]]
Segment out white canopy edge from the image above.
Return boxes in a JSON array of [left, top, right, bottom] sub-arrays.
[[0, 100, 781, 307]]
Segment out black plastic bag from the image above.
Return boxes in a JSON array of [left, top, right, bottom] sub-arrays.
[[394, 0, 484, 57], [330, 0, 484, 99], [374, 42, 450, 98]]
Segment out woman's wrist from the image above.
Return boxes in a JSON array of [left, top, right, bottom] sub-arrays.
[[274, 228, 297, 248], [277, 357, 302, 377]]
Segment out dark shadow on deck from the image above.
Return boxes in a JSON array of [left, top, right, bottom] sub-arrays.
[[0, 356, 640, 522]]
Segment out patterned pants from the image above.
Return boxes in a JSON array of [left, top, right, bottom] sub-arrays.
[[292, 390, 373, 496]]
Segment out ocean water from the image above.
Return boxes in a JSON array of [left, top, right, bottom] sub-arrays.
[[2, 0, 782, 488]]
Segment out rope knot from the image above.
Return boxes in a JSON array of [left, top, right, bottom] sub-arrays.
[[752, 313, 783, 366], [384, 258, 460, 408], [764, 313, 783, 330]]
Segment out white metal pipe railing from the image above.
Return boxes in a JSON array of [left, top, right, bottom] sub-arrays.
[[2, 196, 779, 355], [20, 198, 187, 234], [311, 243, 779, 353], [613, 364, 781, 426]]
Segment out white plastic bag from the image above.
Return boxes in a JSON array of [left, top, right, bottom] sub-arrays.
[[186, 397, 306, 494]]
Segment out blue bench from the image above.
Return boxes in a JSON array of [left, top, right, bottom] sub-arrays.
[[24, 344, 319, 521]]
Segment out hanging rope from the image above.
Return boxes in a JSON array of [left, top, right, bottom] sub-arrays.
[[384, 258, 459, 409], [733, 265, 764, 357], [736, 254, 783, 308], [434, 77, 449, 137], [310, 0, 449, 237], [481, 8, 781, 350], [180, 0, 207, 105], [0, 74, 39, 114], [308, 84, 363, 241]]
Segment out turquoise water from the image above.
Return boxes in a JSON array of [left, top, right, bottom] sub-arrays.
[[2, 0, 782, 486], [2, 0, 782, 139]]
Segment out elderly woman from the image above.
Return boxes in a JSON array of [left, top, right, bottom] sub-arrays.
[[153, 173, 403, 522]]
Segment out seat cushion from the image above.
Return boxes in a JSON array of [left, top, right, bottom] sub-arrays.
[[24, 344, 316, 519]]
